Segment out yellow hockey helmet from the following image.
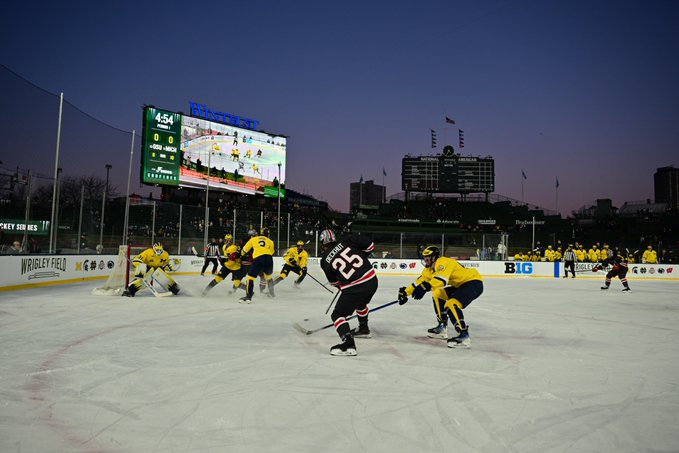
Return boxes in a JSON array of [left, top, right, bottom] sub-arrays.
[[421, 245, 440, 267]]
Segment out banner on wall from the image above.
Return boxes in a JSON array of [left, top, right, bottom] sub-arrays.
[[1, 256, 677, 291]]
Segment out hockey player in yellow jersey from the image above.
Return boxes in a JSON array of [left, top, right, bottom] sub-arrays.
[[202, 234, 245, 296], [274, 240, 309, 287], [642, 245, 658, 263], [122, 243, 180, 297], [575, 245, 587, 262], [397, 246, 483, 348], [239, 227, 275, 303], [588, 245, 600, 263], [544, 246, 555, 262]]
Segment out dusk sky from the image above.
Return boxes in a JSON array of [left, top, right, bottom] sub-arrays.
[[1, 0, 677, 216]]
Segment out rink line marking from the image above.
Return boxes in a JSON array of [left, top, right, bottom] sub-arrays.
[[0, 276, 107, 292]]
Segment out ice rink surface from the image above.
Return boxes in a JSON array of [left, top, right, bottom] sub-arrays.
[[1, 274, 678, 453]]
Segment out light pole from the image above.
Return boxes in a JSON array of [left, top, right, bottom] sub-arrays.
[[277, 162, 281, 255], [99, 164, 112, 251]]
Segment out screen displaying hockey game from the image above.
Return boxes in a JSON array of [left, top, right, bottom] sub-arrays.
[[141, 106, 287, 195]]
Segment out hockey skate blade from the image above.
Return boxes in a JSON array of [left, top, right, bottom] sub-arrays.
[[330, 348, 357, 356], [447, 339, 471, 349], [427, 332, 448, 340], [154, 291, 174, 298]]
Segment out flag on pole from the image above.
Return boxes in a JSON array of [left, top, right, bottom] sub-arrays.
[[359, 175, 363, 183], [383, 168, 387, 177], [522, 169, 527, 180], [458, 129, 465, 148], [555, 178, 559, 188], [445, 117, 455, 125]]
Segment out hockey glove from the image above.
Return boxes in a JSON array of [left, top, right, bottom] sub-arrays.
[[398, 287, 409, 305], [592, 265, 600, 272], [411, 282, 432, 300], [133, 262, 144, 278]]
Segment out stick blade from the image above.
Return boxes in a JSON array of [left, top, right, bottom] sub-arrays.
[[293, 322, 312, 335]]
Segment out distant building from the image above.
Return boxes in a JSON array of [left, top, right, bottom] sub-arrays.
[[350, 179, 385, 210], [654, 166, 679, 211]]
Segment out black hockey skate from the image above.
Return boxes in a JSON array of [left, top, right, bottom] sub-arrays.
[[600, 286, 609, 290], [447, 330, 471, 349], [239, 295, 253, 304], [122, 289, 134, 297], [330, 335, 357, 356], [427, 322, 448, 339], [622, 287, 632, 293], [351, 323, 371, 339]]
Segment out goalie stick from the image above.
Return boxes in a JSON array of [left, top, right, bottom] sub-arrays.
[[127, 256, 174, 298], [293, 300, 399, 335]]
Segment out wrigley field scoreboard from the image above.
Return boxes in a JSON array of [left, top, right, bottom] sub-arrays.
[[401, 151, 495, 194]]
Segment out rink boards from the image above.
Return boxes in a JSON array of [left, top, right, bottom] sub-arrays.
[[1, 254, 677, 292]]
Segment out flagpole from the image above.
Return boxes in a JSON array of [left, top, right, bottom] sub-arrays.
[[521, 172, 524, 203], [555, 179, 559, 215]]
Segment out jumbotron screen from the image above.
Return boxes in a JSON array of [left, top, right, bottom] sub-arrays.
[[141, 106, 287, 195]]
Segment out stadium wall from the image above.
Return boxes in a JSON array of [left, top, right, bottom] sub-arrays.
[[1, 255, 677, 292]]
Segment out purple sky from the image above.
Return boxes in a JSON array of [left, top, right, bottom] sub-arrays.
[[1, 0, 677, 216]]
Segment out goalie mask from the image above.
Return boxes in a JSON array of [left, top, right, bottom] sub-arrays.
[[152, 242, 164, 256]]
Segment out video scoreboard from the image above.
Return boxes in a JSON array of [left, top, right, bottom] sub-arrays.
[[141, 106, 287, 196], [402, 152, 495, 194]]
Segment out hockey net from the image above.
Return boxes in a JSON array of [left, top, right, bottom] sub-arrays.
[[91, 245, 146, 296]]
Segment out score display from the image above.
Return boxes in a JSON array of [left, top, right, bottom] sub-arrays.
[[402, 155, 495, 193], [141, 106, 287, 196], [142, 108, 182, 185]]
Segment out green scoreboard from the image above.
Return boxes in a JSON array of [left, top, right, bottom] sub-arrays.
[[141, 107, 182, 185]]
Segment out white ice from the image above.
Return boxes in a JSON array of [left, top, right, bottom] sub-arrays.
[[1, 275, 678, 453]]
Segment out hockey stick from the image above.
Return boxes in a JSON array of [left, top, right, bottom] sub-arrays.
[[293, 300, 399, 336], [127, 257, 174, 298], [325, 290, 340, 314], [306, 272, 334, 294], [143, 274, 174, 297]]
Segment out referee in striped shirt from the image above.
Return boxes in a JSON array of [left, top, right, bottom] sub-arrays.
[[201, 238, 221, 276], [563, 244, 577, 278]]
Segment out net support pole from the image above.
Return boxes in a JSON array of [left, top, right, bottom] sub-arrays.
[[77, 184, 84, 254], [49, 92, 64, 254], [123, 130, 135, 246], [22, 170, 33, 253], [151, 201, 156, 245], [178, 204, 183, 254], [203, 149, 211, 247]]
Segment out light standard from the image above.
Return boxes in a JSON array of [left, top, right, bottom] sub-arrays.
[[277, 162, 281, 255], [99, 164, 112, 251]]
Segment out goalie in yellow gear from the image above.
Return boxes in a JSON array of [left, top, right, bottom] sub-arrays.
[[122, 243, 180, 297]]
